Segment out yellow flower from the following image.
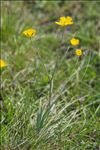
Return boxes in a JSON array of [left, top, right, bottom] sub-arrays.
[[70, 38, 79, 46], [75, 49, 83, 56], [55, 16, 73, 26], [22, 28, 36, 37], [0, 59, 7, 68]]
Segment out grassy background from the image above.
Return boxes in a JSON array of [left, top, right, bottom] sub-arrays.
[[1, 1, 100, 150]]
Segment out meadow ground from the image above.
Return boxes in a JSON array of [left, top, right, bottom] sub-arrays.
[[0, 1, 100, 150]]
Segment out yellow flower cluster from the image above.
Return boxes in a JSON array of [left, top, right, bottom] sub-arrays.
[[1, 16, 85, 74], [55, 16, 83, 57], [70, 37, 83, 57], [22, 16, 83, 59]]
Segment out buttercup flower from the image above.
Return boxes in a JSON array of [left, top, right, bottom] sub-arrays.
[[75, 49, 83, 56], [55, 16, 73, 26], [0, 59, 7, 68], [70, 38, 79, 46], [22, 28, 36, 37]]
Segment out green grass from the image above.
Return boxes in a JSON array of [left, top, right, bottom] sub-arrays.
[[0, 1, 100, 150]]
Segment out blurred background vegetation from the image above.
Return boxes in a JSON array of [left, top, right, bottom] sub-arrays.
[[1, 1, 100, 150]]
